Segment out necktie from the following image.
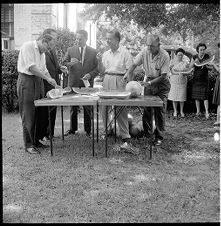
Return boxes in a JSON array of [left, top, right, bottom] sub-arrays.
[[80, 47, 83, 63]]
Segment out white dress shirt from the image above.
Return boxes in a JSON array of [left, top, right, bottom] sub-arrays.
[[17, 40, 49, 76]]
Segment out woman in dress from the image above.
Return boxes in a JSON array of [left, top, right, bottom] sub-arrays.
[[191, 43, 210, 119], [168, 48, 190, 117]]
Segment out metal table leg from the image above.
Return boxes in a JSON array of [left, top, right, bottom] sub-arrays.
[[61, 106, 64, 143], [105, 106, 108, 157], [48, 106, 53, 156], [150, 107, 154, 159], [114, 106, 117, 143], [92, 106, 95, 156], [96, 102, 99, 143]]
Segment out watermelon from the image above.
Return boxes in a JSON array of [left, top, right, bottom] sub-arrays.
[[46, 88, 63, 99], [128, 113, 133, 127], [125, 81, 142, 98], [129, 123, 141, 137], [194, 55, 215, 67], [171, 67, 193, 74]]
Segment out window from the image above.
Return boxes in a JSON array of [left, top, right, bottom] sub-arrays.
[[2, 38, 9, 50]]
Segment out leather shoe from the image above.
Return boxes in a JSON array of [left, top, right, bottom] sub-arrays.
[[35, 141, 49, 148], [25, 147, 40, 154], [64, 130, 75, 136]]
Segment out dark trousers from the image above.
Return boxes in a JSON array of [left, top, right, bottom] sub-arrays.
[[35, 79, 58, 141], [70, 106, 91, 134], [34, 106, 57, 141], [143, 78, 170, 140], [17, 73, 43, 148]]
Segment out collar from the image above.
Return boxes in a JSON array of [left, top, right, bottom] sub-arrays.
[[108, 45, 121, 54], [151, 47, 163, 60], [79, 45, 86, 50]]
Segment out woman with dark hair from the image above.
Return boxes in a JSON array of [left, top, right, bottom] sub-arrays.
[[191, 43, 210, 118], [168, 48, 190, 117]]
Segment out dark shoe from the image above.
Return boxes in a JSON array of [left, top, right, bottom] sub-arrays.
[[35, 141, 49, 148], [154, 139, 163, 146], [64, 130, 75, 136], [122, 138, 131, 143], [214, 122, 220, 127], [43, 135, 55, 141], [86, 133, 92, 138], [25, 147, 40, 154]]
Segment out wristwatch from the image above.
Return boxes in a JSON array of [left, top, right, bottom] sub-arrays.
[[148, 81, 151, 86]]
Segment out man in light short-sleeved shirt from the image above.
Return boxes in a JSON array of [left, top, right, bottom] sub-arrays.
[[125, 34, 171, 145], [17, 33, 58, 154], [97, 30, 133, 146]]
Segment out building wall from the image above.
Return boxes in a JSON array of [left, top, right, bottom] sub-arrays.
[[13, 3, 96, 50], [14, 4, 58, 50]]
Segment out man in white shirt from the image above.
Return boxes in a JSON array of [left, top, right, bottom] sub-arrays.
[[125, 34, 171, 146], [17, 33, 58, 154], [97, 30, 132, 145]]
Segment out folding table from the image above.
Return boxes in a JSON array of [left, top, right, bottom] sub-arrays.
[[34, 94, 99, 156], [98, 95, 163, 159]]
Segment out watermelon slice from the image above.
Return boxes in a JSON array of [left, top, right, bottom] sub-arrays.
[[194, 55, 215, 67], [72, 87, 102, 95], [171, 67, 193, 74]]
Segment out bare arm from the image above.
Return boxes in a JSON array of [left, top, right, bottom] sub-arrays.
[[124, 63, 138, 81], [29, 65, 57, 87]]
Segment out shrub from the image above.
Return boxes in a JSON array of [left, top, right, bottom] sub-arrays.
[[2, 50, 19, 112]]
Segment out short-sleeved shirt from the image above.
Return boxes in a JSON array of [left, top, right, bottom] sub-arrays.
[[134, 46, 170, 81], [102, 46, 133, 74], [17, 40, 49, 75]]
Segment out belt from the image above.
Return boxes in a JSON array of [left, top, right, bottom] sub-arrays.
[[105, 72, 125, 76]]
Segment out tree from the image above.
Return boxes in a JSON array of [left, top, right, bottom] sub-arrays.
[[54, 28, 76, 64], [81, 3, 220, 47], [81, 4, 168, 30]]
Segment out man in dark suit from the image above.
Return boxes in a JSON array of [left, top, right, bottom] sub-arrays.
[[34, 29, 67, 145], [63, 29, 98, 137]]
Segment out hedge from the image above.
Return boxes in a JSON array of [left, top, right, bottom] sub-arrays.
[[2, 50, 19, 112]]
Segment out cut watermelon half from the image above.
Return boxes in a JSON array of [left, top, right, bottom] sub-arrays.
[[194, 55, 215, 67], [171, 67, 193, 74]]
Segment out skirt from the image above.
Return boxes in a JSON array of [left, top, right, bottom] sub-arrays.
[[191, 82, 209, 100]]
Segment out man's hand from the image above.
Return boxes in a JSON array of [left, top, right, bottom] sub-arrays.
[[60, 65, 68, 73], [139, 81, 150, 87], [123, 73, 130, 82], [71, 58, 80, 64], [82, 73, 91, 80], [96, 52, 102, 61], [47, 78, 57, 87]]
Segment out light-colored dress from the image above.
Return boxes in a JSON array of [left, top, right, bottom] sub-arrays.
[[168, 57, 189, 102]]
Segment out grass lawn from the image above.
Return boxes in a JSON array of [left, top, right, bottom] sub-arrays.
[[2, 107, 220, 223]]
